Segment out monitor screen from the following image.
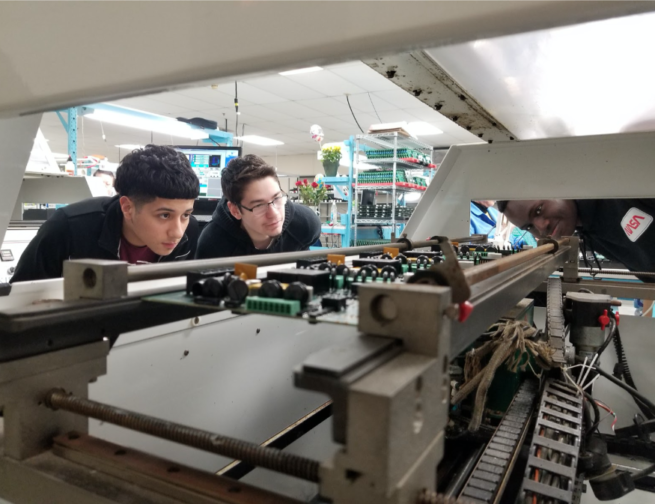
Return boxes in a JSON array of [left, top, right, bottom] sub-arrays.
[[173, 145, 241, 198]]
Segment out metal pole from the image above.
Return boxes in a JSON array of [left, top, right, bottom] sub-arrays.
[[44, 389, 320, 482], [575, 267, 655, 278], [463, 239, 570, 287], [127, 237, 484, 283]]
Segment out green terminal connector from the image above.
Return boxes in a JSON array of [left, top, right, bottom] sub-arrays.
[[402, 264, 409, 274], [333, 275, 345, 290], [245, 297, 301, 316]]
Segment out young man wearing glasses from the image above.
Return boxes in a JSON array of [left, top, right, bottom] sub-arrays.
[[195, 154, 321, 258]]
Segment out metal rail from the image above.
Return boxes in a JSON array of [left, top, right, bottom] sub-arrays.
[[44, 389, 321, 482], [126, 236, 485, 283], [464, 239, 569, 287], [575, 267, 655, 278]]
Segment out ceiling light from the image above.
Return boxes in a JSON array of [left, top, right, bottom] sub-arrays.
[[233, 135, 284, 146], [115, 144, 144, 150], [405, 122, 443, 136], [85, 106, 209, 140], [279, 66, 323, 76]]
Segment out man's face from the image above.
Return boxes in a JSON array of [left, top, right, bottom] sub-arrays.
[[96, 173, 115, 196], [228, 176, 285, 240], [120, 196, 194, 255], [502, 199, 578, 239]]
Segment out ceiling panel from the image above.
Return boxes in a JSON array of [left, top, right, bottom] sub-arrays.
[[111, 96, 192, 117], [328, 62, 401, 92], [372, 89, 432, 110], [39, 60, 485, 162], [283, 70, 366, 96], [148, 92, 221, 111], [262, 101, 326, 120], [244, 76, 326, 101], [176, 87, 236, 108], [295, 97, 352, 116]]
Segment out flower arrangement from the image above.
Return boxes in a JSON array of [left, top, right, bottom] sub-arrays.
[[321, 145, 342, 164], [295, 178, 327, 206]]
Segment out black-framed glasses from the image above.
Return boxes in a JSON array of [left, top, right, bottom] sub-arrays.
[[240, 194, 287, 217]]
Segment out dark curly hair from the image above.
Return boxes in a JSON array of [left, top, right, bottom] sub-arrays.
[[221, 154, 278, 204], [115, 145, 199, 205]]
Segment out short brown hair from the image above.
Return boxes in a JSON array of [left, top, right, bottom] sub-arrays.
[[221, 154, 279, 204]]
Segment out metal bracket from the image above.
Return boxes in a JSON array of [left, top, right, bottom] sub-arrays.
[[562, 236, 580, 283], [408, 235, 470, 304], [63, 259, 128, 301], [537, 236, 560, 253]]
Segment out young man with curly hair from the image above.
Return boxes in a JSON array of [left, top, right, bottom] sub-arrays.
[[11, 145, 200, 282]]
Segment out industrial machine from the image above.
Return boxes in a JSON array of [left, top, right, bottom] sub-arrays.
[[2, 3, 655, 504], [0, 229, 654, 504]]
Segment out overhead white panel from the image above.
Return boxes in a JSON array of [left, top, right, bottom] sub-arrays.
[[425, 12, 655, 139], [2, 2, 653, 117], [405, 131, 655, 241]]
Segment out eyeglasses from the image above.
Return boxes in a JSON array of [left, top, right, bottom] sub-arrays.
[[240, 194, 287, 217]]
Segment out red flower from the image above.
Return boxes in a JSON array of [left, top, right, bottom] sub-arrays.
[[303, 179, 308, 185], [311, 181, 318, 188], [295, 180, 302, 186]]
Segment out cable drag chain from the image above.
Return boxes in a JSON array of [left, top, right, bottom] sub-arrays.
[[459, 379, 539, 504]]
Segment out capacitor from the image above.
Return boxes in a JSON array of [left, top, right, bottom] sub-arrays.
[[227, 278, 249, 305], [284, 282, 310, 307], [395, 253, 408, 265], [202, 276, 226, 298], [379, 265, 397, 281], [259, 279, 284, 298], [335, 264, 350, 276]]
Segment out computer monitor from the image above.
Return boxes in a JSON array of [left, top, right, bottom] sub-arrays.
[[173, 145, 241, 198], [360, 189, 375, 206]]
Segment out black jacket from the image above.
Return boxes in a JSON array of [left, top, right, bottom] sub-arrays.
[[10, 196, 199, 283], [196, 198, 321, 259], [576, 199, 655, 281]]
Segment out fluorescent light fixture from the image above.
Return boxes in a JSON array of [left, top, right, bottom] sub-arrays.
[[85, 106, 209, 140], [279, 66, 323, 76], [115, 144, 144, 150], [405, 122, 443, 136], [233, 135, 284, 146]]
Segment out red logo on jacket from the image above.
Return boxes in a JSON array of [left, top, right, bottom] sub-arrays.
[[621, 208, 653, 242], [624, 214, 646, 235]]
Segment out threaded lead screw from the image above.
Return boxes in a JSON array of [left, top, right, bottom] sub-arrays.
[[45, 388, 319, 482]]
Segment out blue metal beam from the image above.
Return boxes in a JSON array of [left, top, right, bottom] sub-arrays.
[[67, 107, 78, 175]]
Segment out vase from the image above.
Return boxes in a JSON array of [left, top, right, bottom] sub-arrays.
[[308, 205, 320, 217], [322, 160, 340, 177]]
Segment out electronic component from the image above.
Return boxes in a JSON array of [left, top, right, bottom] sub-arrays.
[[351, 258, 402, 274], [259, 279, 284, 299], [284, 282, 310, 308], [403, 251, 441, 259], [321, 293, 348, 312], [266, 269, 331, 295], [296, 258, 328, 269], [186, 268, 232, 295], [226, 277, 249, 306], [245, 297, 301, 316]]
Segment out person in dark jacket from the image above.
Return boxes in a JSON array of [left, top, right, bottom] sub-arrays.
[[196, 154, 321, 258], [11, 145, 200, 283], [497, 199, 655, 279]]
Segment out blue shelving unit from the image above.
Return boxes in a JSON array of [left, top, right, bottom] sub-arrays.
[[321, 135, 355, 247]]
